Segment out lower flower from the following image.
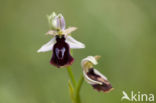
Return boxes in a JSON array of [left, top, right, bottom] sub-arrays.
[[81, 56, 114, 92]]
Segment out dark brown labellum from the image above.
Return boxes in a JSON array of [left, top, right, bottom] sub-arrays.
[[87, 68, 113, 92], [50, 35, 74, 68]]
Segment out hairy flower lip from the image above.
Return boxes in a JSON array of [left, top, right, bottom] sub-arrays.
[[81, 56, 114, 92], [86, 68, 113, 92], [50, 59, 74, 68], [50, 35, 74, 68]]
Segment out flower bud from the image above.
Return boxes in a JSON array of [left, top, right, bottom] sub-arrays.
[[52, 13, 66, 30], [47, 12, 57, 29], [56, 14, 66, 30]]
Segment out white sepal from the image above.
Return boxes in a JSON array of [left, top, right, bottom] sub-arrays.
[[37, 37, 56, 53], [66, 36, 85, 49], [93, 68, 108, 80]]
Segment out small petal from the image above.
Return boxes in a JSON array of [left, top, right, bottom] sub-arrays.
[[37, 38, 56, 53], [46, 30, 57, 36], [66, 36, 85, 49], [63, 27, 77, 36]]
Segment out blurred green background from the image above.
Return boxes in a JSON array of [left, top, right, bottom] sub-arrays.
[[0, 0, 156, 103]]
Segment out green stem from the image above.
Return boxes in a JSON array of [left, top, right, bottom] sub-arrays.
[[66, 66, 84, 103], [66, 66, 76, 88], [68, 81, 75, 103], [75, 75, 84, 103]]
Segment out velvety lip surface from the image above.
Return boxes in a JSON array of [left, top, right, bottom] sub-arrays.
[[50, 35, 74, 68], [87, 68, 113, 92]]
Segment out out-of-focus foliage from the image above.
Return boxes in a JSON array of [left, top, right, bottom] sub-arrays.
[[0, 0, 155, 103]]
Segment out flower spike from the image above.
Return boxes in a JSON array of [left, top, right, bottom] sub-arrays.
[[81, 56, 114, 92]]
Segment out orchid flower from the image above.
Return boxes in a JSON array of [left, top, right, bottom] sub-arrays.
[[37, 12, 85, 68], [81, 56, 114, 92]]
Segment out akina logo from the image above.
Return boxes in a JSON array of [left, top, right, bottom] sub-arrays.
[[121, 91, 154, 102]]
